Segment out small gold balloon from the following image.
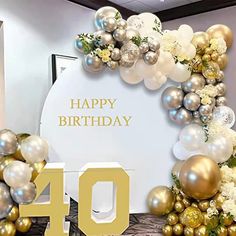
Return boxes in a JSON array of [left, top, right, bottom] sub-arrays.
[[11, 133, 30, 161], [6, 206, 19, 222], [191, 202, 199, 208], [173, 223, 184, 235], [218, 226, 228, 236], [213, 193, 225, 210], [15, 217, 32, 233], [167, 212, 179, 225], [192, 32, 210, 53], [184, 226, 195, 236], [202, 212, 219, 228], [0, 156, 15, 180], [172, 161, 184, 179], [30, 160, 47, 181], [205, 47, 213, 55], [198, 200, 210, 212], [220, 213, 234, 226], [228, 225, 236, 236], [207, 24, 233, 48], [181, 207, 203, 228], [217, 54, 228, 70], [195, 225, 208, 236], [202, 54, 211, 62], [183, 198, 191, 208], [162, 225, 173, 236], [175, 201, 185, 213], [211, 51, 219, 61], [176, 194, 183, 202], [202, 61, 220, 80], [147, 186, 175, 216], [179, 155, 221, 200], [0, 220, 16, 236]]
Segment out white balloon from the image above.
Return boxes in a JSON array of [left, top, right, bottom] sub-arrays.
[[138, 13, 162, 33], [156, 50, 175, 75], [212, 106, 235, 128], [178, 24, 194, 43], [179, 124, 206, 151], [180, 43, 196, 60], [135, 59, 156, 78], [144, 72, 167, 90], [21, 135, 49, 164], [173, 141, 205, 160], [119, 65, 143, 85], [205, 136, 233, 163], [3, 161, 32, 188], [169, 62, 191, 82]]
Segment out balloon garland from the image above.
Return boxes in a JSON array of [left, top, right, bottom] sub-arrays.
[[76, 6, 236, 236], [0, 130, 47, 235]]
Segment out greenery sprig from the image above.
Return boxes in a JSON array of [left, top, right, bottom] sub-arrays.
[[77, 33, 95, 54], [152, 19, 163, 35], [171, 174, 181, 189], [131, 36, 148, 47]]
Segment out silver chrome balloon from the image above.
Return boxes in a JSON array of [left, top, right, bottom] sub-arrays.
[[102, 17, 117, 32], [0, 182, 13, 219], [75, 37, 84, 53], [83, 54, 104, 73], [168, 109, 178, 122], [181, 73, 205, 93], [193, 111, 200, 118], [143, 51, 158, 65], [111, 48, 121, 61], [162, 87, 184, 110], [183, 93, 201, 111], [94, 30, 115, 46], [216, 71, 224, 83], [125, 28, 140, 41], [175, 108, 193, 126], [113, 28, 126, 42], [10, 183, 36, 205], [139, 42, 149, 54], [216, 96, 227, 106], [206, 78, 216, 85], [117, 19, 127, 29], [199, 104, 213, 116], [201, 114, 213, 124], [94, 6, 120, 30], [0, 129, 18, 156], [148, 39, 160, 52], [216, 82, 226, 97]]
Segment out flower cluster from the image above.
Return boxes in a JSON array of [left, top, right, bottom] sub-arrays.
[[196, 84, 218, 105], [210, 38, 227, 55]]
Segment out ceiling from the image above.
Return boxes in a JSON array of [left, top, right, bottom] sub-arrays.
[[109, 0, 202, 13]]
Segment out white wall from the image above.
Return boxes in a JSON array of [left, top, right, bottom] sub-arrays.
[[0, 0, 95, 134], [0, 21, 4, 129]]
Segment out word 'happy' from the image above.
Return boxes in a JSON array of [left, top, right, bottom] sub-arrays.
[[58, 98, 132, 127]]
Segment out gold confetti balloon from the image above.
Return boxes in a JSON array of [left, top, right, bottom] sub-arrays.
[[162, 225, 173, 236], [184, 226, 195, 236], [167, 213, 179, 225], [0, 157, 15, 180], [0, 220, 16, 236], [192, 32, 210, 53], [191, 55, 203, 73], [181, 207, 203, 228], [195, 225, 208, 236], [179, 155, 221, 200], [228, 224, 236, 236], [6, 206, 19, 222], [207, 24, 233, 48], [15, 217, 32, 233], [202, 61, 220, 80], [173, 223, 184, 235], [147, 186, 175, 216]]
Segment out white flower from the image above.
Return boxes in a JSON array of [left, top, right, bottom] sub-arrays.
[[210, 38, 227, 54], [207, 201, 219, 217], [221, 165, 234, 183], [222, 199, 236, 220]]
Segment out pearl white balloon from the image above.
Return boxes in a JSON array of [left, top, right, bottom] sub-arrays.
[[120, 65, 143, 85], [212, 106, 235, 128], [169, 62, 191, 82], [179, 124, 206, 151], [205, 136, 233, 163], [135, 59, 156, 78], [156, 50, 175, 75], [138, 13, 162, 33], [3, 161, 32, 188], [144, 72, 167, 90], [178, 24, 194, 43], [21, 135, 48, 164], [181, 44, 196, 60]]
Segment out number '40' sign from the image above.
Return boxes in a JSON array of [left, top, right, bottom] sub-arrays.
[[19, 163, 130, 236]]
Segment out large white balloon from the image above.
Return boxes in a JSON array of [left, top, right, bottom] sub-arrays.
[[169, 62, 191, 82], [212, 106, 235, 128], [179, 124, 206, 151], [21, 135, 48, 164], [120, 65, 143, 85], [3, 161, 32, 188], [178, 24, 194, 43], [138, 13, 162, 34], [135, 59, 156, 78], [144, 72, 167, 90], [205, 136, 233, 163], [156, 51, 175, 75]]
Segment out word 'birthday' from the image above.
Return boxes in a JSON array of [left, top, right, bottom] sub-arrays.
[[58, 98, 132, 127]]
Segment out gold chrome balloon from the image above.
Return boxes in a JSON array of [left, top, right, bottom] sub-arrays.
[[213, 193, 225, 210], [0, 156, 15, 180], [182, 198, 191, 208], [195, 225, 208, 236], [147, 186, 175, 216], [184, 226, 195, 236], [6, 206, 19, 222], [217, 54, 228, 70], [198, 200, 210, 212], [167, 213, 179, 225], [179, 155, 221, 200], [172, 161, 184, 179], [181, 207, 203, 228], [207, 24, 233, 48], [174, 201, 185, 213], [30, 160, 47, 181], [15, 217, 32, 233], [12, 133, 30, 161], [173, 223, 184, 235], [0, 220, 16, 236], [211, 52, 219, 61], [202, 54, 211, 62], [192, 32, 210, 53], [217, 226, 228, 236], [228, 225, 236, 236], [162, 225, 173, 236], [221, 213, 234, 226]]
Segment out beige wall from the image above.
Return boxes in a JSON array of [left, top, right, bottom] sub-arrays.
[[0, 21, 4, 129]]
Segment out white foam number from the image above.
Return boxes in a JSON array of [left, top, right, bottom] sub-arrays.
[[19, 163, 130, 236]]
